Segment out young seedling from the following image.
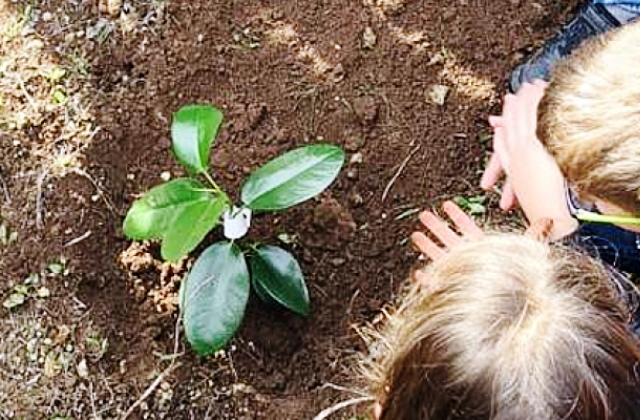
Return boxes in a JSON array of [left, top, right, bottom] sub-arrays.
[[453, 194, 487, 215], [123, 104, 345, 355], [3, 273, 50, 310]]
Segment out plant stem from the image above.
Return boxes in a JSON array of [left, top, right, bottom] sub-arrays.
[[202, 171, 232, 205], [203, 171, 221, 191]]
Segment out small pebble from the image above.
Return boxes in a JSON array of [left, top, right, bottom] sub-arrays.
[[362, 26, 377, 49], [350, 152, 363, 165]]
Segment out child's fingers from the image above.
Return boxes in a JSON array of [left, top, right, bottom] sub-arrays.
[[499, 181, 517, 211], [410, 231, 446, 261], [418, 210, 463, 248], [411, 268, 431, 287], [442, 200, 483, 238], [480, 153, 503, 190]]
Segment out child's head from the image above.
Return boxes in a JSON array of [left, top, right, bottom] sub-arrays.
[[360, 234, 640, 420], [537, 20, 640, 214]]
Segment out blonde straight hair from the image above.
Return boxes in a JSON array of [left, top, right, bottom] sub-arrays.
[[537, 20, 640, 212], [360, 235, 640, 420]]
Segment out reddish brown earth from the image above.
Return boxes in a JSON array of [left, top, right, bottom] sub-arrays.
[[0, 0, 578, 418]]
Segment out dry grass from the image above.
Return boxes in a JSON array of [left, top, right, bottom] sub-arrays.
[[0, 1, 177, 418]]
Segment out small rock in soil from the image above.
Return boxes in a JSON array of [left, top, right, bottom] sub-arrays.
[[352, 96, 378, 125], [362, 27, 377, 49], [349, 152, 363, 165], [77, 358, 89, 378], [330, 258, 346, 267], [427, 84, 451, 106], [99, 0, 122, 17], [330, 63, 345, 83], [349, 192, 364, 207]]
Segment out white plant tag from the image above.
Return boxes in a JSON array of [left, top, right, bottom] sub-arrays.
[[223, 206, 252, 239]]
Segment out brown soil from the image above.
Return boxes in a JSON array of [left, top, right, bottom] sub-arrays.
[[0, 0, 577, 418]]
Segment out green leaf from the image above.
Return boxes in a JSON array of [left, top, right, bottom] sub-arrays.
[[251, 273, 273, 304], [171, 105, 223, 173], [160, 193, 227, 262], [249, 245, 310, 316], [241, 144, 344, 210], [453, 195, 486, 215], [124, 178, 205, 240], [182, 242, 250, 355], [14, 284, 29, 295], [123, 178, 226, 240], [123, 179, 227, 261], [46, 66, 66, 83], [52, 89, 67, 105], [3, 293, 25, 309]]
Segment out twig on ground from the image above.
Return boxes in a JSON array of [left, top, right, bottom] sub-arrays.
[[68, 167, 117, 215], [381, 142, 420, 202], [63, 230, 92, 247], [89, 381, 99, 420], [228, 349, 238, 382], [121, 362, 181, 420], [14, 73, 38, 115], [0, 171, 11, 204], [320, 382, 368, 397], [312, 396, 373, 420]]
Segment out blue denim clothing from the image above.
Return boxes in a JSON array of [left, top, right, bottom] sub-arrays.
[[576, 223, 640, 275], [509, 0, 640, 91], [595, 0, 640, 22], [596, 0, 640, 8]]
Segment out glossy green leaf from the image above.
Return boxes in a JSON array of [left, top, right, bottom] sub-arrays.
[[249, 245, 309, 316], [251, 271, 275, 305], [182, 242, 249, 355], [171, 105, 223, 173], [124, 178, 206, 239], [123, 178, 227, 261], [241, 144, 344, 210], [160, 194, 227, 262]]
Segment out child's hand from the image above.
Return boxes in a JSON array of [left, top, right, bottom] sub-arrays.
[[410, 200, 483, 261], [482, 81, 578, 240], [481, 117, 518, 210]]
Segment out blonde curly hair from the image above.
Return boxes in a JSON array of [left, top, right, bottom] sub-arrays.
[[360, 234, 640, 420], [537, 20, 640, 213]]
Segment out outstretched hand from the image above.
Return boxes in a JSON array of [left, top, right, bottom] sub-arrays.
[[411, 200, 483, 286], [409, 199, 556, 286], [411, 200, 483, 261]]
